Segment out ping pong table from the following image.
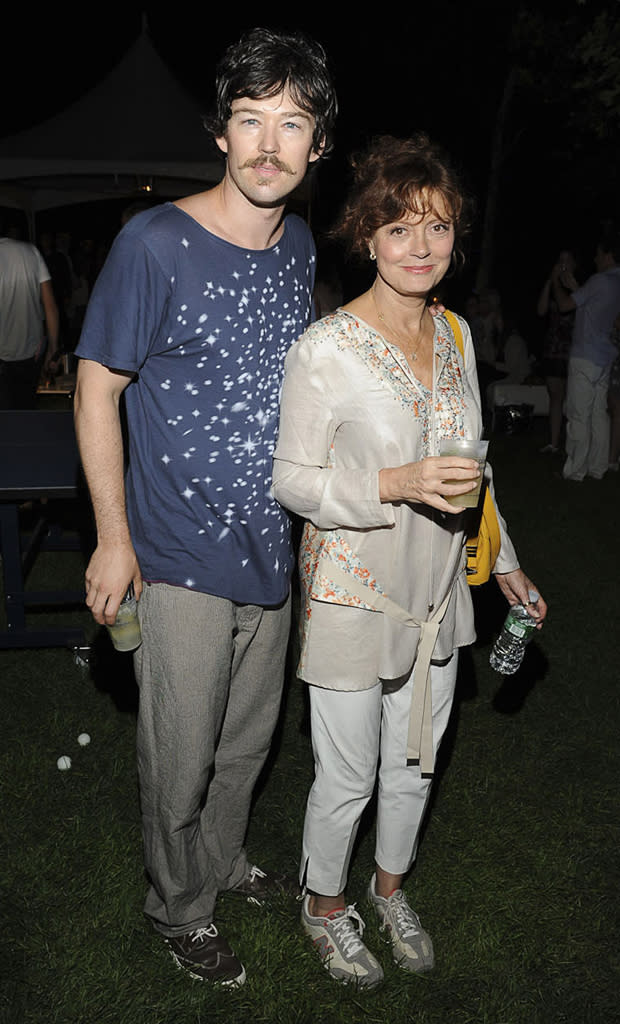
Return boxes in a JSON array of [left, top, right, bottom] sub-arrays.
[[0, 410, 89, 650]]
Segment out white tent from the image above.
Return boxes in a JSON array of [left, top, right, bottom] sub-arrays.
[[0, 20, 224, 236]]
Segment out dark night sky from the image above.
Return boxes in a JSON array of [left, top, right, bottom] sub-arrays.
[[2, 6, 506, 159], [1, 2, 614, 344]]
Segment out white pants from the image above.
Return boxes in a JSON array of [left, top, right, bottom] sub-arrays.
[[302, 655, 459, 896], [563, 356, 611, 480]]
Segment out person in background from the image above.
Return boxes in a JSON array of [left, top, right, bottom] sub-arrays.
[[313, 247, 344, 318], [553, 225, 620, 481], [464, 292, 484, 351], [486, 314, 532, 411], [0, 226, 59, 408], [120, 200, 154, 227], [272, 134, 546, 988], [73, 27, 337, 987], [38, 231, 72, 346], [537, 249, 576, 454], [607, 313, 620, 470], [473, 286, 503, 413]]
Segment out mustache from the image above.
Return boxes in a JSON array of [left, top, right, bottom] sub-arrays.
[[240, 156, 295, 174]]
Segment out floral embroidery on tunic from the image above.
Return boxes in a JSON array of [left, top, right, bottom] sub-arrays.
[[300, 522, 385, 613], [311, 311, 466, 455], [296, 311, 468, 610]]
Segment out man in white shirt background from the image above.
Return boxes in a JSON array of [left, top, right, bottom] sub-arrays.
[[553, 224, 620, 481], [0, 224, 59, 409]]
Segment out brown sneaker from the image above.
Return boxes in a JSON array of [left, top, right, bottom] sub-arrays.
[[165, 924, 246, 986], [228, 864, 299, 905]]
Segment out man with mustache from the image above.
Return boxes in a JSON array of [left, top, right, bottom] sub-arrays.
[[73, 27, 337, 986]]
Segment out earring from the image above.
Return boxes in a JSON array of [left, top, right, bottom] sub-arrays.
[[369, 250, 376, 261]]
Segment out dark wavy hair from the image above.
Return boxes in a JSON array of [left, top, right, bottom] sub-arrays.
[[334, 134, 473, 264], [205, 27, 338, 157]]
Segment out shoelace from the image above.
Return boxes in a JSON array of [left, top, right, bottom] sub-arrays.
[[329, 904, 366, 956], [388, 891, 421, 939], [248, 865, 267, 884], [189, 924, 219, 943]]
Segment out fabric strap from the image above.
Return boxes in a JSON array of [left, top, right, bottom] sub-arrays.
[[322, 562, 453, 775]]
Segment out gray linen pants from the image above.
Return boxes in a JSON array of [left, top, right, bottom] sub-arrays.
[[133, 582, 291, 937]]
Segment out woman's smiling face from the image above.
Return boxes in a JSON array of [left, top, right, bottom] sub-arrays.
[[370, 194, 455, 299]]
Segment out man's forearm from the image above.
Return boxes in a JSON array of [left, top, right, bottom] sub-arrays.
[[74, 362, 141, 622], [74, 366, 132, 544]]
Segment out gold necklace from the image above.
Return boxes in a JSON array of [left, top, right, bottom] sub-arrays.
[[372, 287, 425, 362]]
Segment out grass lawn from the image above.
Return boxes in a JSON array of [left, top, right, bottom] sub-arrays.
[[1, 418, 618, 1023]]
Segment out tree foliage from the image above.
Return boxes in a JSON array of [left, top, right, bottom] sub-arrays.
[[474, 0, 620, 289], [571, 3, 620, 138]]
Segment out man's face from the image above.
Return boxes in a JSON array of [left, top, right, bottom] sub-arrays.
[[216, 88, 323, 208]]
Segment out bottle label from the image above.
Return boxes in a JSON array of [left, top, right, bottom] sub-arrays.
[[506, 618, 536, 640]]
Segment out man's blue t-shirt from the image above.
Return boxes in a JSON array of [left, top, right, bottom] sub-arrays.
[[76, 203, 316, 605]]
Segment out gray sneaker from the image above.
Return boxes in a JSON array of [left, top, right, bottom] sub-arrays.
[[367, 874, 434, 972], [301, 895, 384, 988]]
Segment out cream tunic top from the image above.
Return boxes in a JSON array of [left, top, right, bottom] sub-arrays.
[[272, 310, 519, 693]]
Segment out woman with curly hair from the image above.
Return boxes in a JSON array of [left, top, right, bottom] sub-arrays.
[[272, 134, 546, 987]]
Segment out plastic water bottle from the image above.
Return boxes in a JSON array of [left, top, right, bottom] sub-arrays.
[[489, 590, 539, 675]]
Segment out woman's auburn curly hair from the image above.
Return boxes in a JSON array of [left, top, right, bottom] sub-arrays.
[[334, 133, 473, 263]]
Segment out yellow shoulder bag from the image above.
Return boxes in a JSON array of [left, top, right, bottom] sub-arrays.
[[444, 310, 501, 585]]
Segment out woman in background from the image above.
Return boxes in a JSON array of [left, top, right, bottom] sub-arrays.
[[537, 249, 577, 453]]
